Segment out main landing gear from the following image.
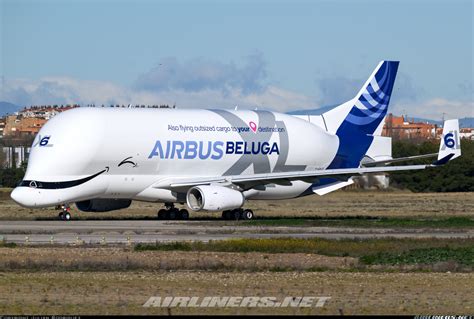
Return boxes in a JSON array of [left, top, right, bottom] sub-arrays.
[[57, 204, 72, 221], [222, 208, 254, 220], [157, 204, 255, 221], [157, 203, 189, 220]]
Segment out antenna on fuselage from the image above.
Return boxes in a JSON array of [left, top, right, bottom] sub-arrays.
[[234, 105, 239, 110]]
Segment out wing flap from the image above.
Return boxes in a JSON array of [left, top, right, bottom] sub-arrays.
[[312, 179, 355, 196]]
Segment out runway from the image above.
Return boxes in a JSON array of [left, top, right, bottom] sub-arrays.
[[0, 220, 472, 245]]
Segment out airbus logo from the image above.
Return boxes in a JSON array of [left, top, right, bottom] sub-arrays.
[[148, 140, 280, 160]]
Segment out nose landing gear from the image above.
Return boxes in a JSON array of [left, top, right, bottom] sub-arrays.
[[158, 203, 189, 220], [57, 204, 72, 221]]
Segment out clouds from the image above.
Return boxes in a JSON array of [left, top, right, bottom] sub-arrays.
[[391, 98, 474, 120], [309, 70, 473, 120], [1, 77, 126, 106], [0, 57, 313, 112], [1, 55, 472, 120], [0, 53, 316, 112], [314, 76, 361, 106], [134, 53, 267, 95], [313, 72, 421, 107]]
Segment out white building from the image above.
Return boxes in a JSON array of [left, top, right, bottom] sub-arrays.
[[1, 147, 30, 168]]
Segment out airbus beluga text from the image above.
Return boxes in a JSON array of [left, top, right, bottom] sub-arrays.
[[11, 61, 462, 221]]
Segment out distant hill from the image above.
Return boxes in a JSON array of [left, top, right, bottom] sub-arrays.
[[0, 101, 22, 116], [382, 116, 473, 128], [400, 117, 441, 125], [459, 117, 474, 128]]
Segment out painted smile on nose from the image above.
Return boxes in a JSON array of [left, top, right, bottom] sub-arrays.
[[16, 168, 109, 190]]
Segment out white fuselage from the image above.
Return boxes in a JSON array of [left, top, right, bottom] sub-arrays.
[[11, 107, 339, 208]]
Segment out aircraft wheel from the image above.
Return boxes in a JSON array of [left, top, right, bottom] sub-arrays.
[[63, 212, 71, 221], [231, 209, 241, 220], [241, 209, 254, 220], [168, 208, 178, 220], [179, 209, 189, 220], [222, 210, 231, 220], [158, 209, 167, 220], [58, 212, 64, 220]]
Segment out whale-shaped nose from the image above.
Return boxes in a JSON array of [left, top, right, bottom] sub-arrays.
[[11, 187, 39, 208]]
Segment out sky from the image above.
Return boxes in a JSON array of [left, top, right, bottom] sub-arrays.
[[1, 0, 473, 120]]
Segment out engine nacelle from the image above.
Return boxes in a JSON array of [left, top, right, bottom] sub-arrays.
[[186, 185, 244, 212], [76, 199, 132, 212]]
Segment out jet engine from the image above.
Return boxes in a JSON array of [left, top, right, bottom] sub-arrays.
[[76, 199, 132, 212], [186, 185, 244, 211]]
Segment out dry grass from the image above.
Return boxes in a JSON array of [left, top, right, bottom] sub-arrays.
[[0, 271, 472, 315], [0, 240, 472, 273], [0, 246, 356, 272]]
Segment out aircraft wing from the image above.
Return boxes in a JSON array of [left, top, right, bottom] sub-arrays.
[[153, 164, 429, 190], [361, 153, 438, 167]]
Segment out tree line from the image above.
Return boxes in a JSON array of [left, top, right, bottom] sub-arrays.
[[390, 139, 474, 192]]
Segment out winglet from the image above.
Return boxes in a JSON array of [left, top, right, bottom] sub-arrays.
[[434, 119, 461, 165]]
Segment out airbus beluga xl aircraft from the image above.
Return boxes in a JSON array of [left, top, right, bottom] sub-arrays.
[[11, 61, 462, 220]]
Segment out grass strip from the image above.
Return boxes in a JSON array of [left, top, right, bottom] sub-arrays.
[[360, 246, 474, 266], [240, 216, 474, 228], [134, 237, 474, 258]]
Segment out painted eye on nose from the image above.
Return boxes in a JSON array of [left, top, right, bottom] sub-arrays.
[[118, 157, 137, 167]]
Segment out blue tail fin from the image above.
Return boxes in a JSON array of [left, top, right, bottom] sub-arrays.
[[326, 61, 399, 169]]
